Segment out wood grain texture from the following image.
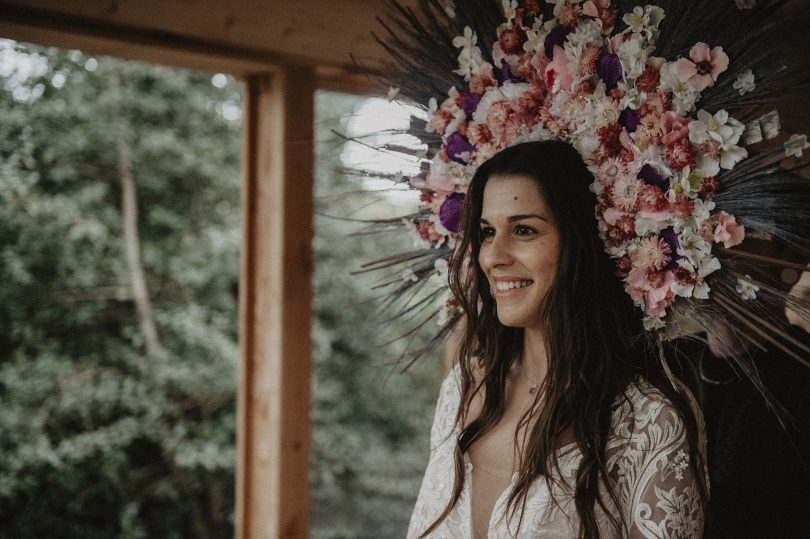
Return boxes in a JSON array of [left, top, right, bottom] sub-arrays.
[[0, 0, 407, 82], [236, 68, 314, 539]]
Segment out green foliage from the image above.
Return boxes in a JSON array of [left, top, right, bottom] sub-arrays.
[[0, 43, 240, 538], [0, 43, 441, 539]]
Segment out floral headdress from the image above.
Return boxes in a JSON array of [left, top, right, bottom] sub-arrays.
[[361, 0, 810, 369]]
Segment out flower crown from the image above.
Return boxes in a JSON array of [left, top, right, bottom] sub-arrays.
[[391, 0, 809, 334]]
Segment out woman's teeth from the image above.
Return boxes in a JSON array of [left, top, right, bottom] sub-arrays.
[[496, 280, 533, 291]]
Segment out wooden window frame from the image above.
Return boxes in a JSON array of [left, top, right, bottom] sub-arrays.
[[0, 3, 384, 536]]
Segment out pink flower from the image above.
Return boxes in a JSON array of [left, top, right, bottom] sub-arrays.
[[636, 115, 662, 147], [596, 156, 627, 186], [675, 43, 729, 91], [469, 65, 496, 95], [660, 111, 691, 145], [639, 184, 667, 212], [610, 176, 644, 211], [639, 92, 671, 117], [583, 0, 618, 29], [544, 45, 573, 94], [714, 211, 745, 248], [467, 123, 492, 145], [633, 236, 673, 270], [626, 267, 676, 317]]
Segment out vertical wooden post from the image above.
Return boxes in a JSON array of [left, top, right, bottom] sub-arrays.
[[236, 67, 314, 539]]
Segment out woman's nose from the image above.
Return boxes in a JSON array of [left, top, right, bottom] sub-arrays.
[[479, 235, 513, 269]]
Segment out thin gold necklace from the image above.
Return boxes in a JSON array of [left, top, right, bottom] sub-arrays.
[[518, 366, 541, 394]]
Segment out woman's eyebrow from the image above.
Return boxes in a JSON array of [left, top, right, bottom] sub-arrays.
[[479, 214, 548, 225], [507, 214, 547, 223]]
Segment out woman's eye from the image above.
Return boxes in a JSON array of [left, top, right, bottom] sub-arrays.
[[480, 227, 495, 241], [514, 225, 537, 237]]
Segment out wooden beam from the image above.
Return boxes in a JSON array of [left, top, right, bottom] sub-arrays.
[[237, 67, 314, 539], [0, 0, 402, 82]]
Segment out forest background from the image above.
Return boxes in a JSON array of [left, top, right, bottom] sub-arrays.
[[0, 41, 442, 538]]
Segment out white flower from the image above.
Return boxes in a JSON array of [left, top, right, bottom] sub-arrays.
[[733, 69, 756, 95], [453, 27, 486, 80], [452, 26, 477, 50], [564, 20, 603, 69], [784, 134, 810, 158], [622, 5, 665, 43], [736, 275, 760, 300], [688, 109, 739, 145], [672, 256, 721, 299], [443, 0, 456, 18], [502, 0, 518, 22], [617, 36, 647, 80], [689, 109, 747, 175], [691, 198, 716, 223], [735, 0, 756, 9], [659, 62, 700, 114], [676, 167, 704, 199], [386, 87, 400, 101], [677, 228, 712, 268]]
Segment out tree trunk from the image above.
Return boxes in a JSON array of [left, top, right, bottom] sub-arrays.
[[117, 136, 164, 358]]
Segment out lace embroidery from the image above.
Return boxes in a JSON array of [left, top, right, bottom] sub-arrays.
[[407, 367, 707, 538]]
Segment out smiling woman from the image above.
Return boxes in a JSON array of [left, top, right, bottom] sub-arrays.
[[407, 141, 709, 538], [478, 175, 560, 333]]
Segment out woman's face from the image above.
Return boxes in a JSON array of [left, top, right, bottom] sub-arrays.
[[478, 174, 560, 332]]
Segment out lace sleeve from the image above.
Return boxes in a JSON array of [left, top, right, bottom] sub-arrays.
[[610, 383, 707, 539], [406, 366, 462, 538]]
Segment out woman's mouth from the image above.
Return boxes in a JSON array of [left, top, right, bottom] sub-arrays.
[[494, 279, 534, 294]]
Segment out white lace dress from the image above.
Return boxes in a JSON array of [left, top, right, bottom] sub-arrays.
[[407, 366, 707, 538]]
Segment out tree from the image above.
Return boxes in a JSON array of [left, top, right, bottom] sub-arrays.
[[0, 43, 241, 538], [0, 42, 442, 539]]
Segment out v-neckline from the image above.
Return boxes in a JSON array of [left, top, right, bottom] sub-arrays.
[[463, 442, 580, 537]]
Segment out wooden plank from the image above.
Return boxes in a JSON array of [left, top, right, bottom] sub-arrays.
[[236, 67, 314, 539], [0, 0, 404, 76]]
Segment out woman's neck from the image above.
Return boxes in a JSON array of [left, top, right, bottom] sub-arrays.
[[521, 327, 549, 384]]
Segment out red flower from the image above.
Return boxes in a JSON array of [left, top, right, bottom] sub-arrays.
[[498, 26, 525, 55], [639, 184, 667, 212], [616, 256, 633, 274], [635, 64, 661, 93], [700, 177, 720, 198], [673, 267, 698, 285], [666, 139, 696, 170], [670, 194, 695, 219], [598, 123, 624, 158]]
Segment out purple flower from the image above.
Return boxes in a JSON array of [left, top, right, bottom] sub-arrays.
[[497, 59, 523, 84], [660, 227, 682, 269], [446, 132, 476, 164], [619, 108, 640, 133], [638, 164, 669, 191], [439, 192, 466, 233], [544, 25, 574, 60], [597, 52, 623, 89], [461, 93, 481, 117]]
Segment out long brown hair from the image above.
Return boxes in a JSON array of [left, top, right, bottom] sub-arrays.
[[423, 140, 709, 537]]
